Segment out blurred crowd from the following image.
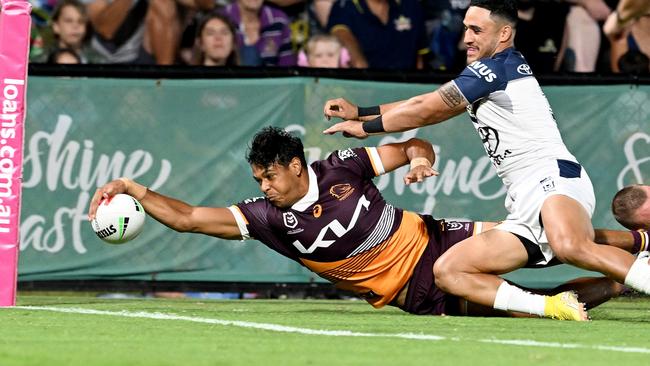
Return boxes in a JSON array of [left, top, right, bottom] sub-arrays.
[[26, 0, 650, 74]]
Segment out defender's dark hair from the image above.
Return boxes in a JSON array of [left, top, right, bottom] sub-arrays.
[[612, 185, 647, 229], [470, 0, 518, 26], [247, 127, 307, 168]]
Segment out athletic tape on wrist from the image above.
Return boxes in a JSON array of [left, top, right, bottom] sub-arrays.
[[357, 106, 380, 117], [362, 116, 385, 134], [410, 157, 432, 171]]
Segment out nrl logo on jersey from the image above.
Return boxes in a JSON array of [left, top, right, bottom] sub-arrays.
[[468, 61, 497, 82], [337, 148, 357, 161], [283, 212, 299, 229]]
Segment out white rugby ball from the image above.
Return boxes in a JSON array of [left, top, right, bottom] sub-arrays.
[[92, 194, 145, 244]]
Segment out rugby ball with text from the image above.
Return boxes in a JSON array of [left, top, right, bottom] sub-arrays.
[[92, 194, 145, 244]]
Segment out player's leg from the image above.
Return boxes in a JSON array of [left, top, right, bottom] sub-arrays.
[[433, 229, 587, 320], [542, 195, 634, 282]]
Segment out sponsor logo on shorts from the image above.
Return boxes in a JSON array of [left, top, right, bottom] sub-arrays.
[[330, 183, 355, 201], [540, 176, 556, 192], [283, 212, 298, 229]]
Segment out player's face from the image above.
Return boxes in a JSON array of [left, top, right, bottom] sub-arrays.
[[251, 162, 302, 209], [463, 6, 504, 64], [53, 5, 87, 48], [200, 18, 234, 66]]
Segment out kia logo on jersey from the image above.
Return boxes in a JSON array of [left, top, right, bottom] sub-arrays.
[[283, 212, 298, 229], [517, 64, 533, 75]]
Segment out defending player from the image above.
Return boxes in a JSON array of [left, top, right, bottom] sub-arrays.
[[322, 0, 650, 321], [89, 127, 643, 318], [612, 185, 650, 231]]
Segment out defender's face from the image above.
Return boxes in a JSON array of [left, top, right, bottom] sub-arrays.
[[251, 162, 301, 209], [463, 6, 503, 64]]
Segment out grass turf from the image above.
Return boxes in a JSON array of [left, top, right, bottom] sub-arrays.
[[1, 294, 650, 366]]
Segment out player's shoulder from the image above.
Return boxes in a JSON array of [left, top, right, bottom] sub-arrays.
[[462, 48, 533, 83]]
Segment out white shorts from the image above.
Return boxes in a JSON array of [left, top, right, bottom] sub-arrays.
[[495, 159, 596, 266]]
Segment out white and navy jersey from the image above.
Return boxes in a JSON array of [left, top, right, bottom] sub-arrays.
[[453, 47, 578, 186]]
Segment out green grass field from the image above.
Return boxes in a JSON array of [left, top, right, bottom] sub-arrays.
[[2, 294, 650, 366]]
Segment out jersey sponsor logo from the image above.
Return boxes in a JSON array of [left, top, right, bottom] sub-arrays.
[[468, 61, 497, 83], [287, 228, 304, 235], [292, 195, 370, 254], [330, 183, 355, 201], [478, 126, 512, 166], [283, 212, 299, 229], [517, 64, 533, 75], [540, 176, 556, 193], [337, 148, 357, 161]]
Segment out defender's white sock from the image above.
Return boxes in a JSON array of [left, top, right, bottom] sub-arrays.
[[493, 281, 545, 316], [624, 252, 650, 293]]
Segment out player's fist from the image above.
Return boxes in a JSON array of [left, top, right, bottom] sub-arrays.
[[88, 179, 129, 220], [324, 98, 358, 120], [323, 120, 368, 139], [404, 165, 438, 185]]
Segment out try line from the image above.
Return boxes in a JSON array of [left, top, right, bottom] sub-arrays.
[[13, 305, 650, 354]]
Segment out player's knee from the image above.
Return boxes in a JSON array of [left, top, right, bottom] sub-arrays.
[[550, 237, 591, 265], [433, 256, 457, 293]]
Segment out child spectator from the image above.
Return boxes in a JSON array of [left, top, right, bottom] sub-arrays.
[[49, 0, 103, 63], [193, 12, 239, 66], [46, 47, 83, 64], [298, 34, 349, 68]]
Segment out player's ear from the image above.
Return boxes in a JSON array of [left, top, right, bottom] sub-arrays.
[[500, 24, 514, 43], [290, 157, 303, 176]]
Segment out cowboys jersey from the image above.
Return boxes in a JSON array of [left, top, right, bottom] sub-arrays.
[[227, 147, 431, 308], [453, 47, 578, 187]]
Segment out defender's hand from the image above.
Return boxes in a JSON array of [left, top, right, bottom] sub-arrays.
[[324, 98, 358, 120], [88, 179, 128, 220], [404, 165, 439, 185], [323, 120, 368, 139]]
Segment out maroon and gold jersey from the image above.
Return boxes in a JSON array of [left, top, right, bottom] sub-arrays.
[[228, 147, 431, 308]]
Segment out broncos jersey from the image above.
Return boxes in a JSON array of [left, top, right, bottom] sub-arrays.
[[228, 147, 431, 308], [453, 47, 578, 187]]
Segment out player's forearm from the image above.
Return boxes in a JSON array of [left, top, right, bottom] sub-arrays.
[[381, 92, 457, 133], [594, 229, 648, 253], [135, 188, 198, 233], [403, 138, 436, 166]]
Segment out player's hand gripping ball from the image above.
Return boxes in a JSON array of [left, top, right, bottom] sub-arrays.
[[91, 194, 145, 244]]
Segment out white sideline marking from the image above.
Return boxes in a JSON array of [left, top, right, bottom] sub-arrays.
[[13, 306, 650, 354]]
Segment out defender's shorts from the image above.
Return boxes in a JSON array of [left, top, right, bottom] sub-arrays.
[[399, 216, 475, 315], [496, 159, 595, 267]]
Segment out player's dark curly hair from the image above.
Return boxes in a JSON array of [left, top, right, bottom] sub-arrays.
[[470, 0, 518, 26], [247, 126, 307, 168], [612, 185, 647, 229]]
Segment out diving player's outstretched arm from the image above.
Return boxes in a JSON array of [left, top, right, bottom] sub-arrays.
[[323, 82, 469, 139], [88, 178, 242, 239]]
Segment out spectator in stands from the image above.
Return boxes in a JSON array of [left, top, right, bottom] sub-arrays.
[[192, 12, 239, 66], [48, 0, 103, 63], [424, 0, 469, 72], [607, 8, 650, 73], [604, 0, 650, 40], [222, 0, 296, 66], [298, 34, 349, 68], [327, 0, 428, 69], [46, 47, 83, 64], [81, 0, 213, 64], [562, 0, 611, 72]]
